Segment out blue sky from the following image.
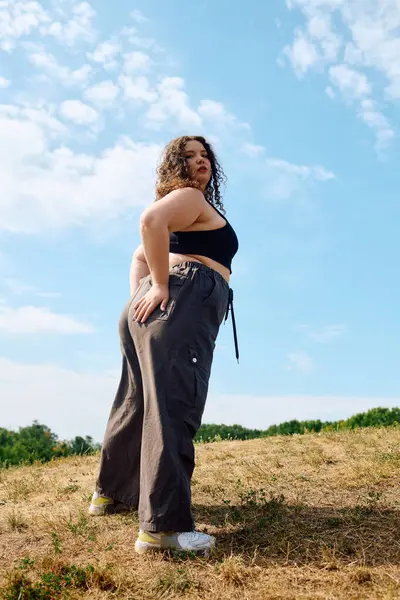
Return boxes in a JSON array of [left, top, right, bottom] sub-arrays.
[[1, 0, 399, 442]]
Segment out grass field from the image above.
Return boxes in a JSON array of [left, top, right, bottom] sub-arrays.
[[1, 426, 400, 599]]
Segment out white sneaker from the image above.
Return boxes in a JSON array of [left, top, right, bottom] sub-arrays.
[[88, 490, 130, 516], [135, 530, 215, 555]]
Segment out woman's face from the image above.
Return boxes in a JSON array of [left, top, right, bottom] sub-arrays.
[[183, 140, 211, 190]]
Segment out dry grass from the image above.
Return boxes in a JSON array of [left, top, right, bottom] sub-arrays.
[[0, 426, 400, 599]]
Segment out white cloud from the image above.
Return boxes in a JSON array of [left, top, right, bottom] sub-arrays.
[[329, 64, 371, 98], [0, 304, 93, 334], [84, 80, 119, 106], [87, 39, 120, 70], [312, 325, 346, 343], [264, 157, 335, 200], [0, 109, 161, 232], [0, 103, 67, 138], [242, 143, 265, 158], [198, 99, 236, 124], [28, 49, 92, 86], [4, 278, 60, 298], [146, 77, 202, 129], [297, 324, 347, 343], [283, 0, 400, 150], [0, 0, 50, 51], [343, 3, 400, 101], [287, 351, 315, 374], [0, 76, 10, 87], [119, 75, 203, 129], [45, 1, 96, 46], [0, 1, 95, 52], [59, 99, 99, 125], [328, 65, 393, 150], [119, 74, 157, 103], [313, 166, 336, 181], [121, 26, 163, 53], [4, 279, 38, 295], [283, 30, 320, 76], [307, 13, 341, 61], [241, 153, 335, 201], [130, 9, 149, 24], [123, 50, 152, 73], [325, 85, 335, 98], [266, 158, 335, 181], [359, 98, 394, 151]]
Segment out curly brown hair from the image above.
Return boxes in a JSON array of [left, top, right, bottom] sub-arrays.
[[155, 135, 226, 213]]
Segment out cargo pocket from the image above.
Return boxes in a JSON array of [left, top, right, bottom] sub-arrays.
[[202, 270, 215, 295], [201, 275, 229, 327], [189, 347, 211, 418]]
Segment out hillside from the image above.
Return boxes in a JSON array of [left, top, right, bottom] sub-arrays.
[[1, 426, 400, 599]]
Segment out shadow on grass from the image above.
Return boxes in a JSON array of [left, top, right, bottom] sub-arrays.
[[193, 498, 400, 567]]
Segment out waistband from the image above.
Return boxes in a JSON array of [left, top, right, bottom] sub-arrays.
[[169, 261, 239, 364]]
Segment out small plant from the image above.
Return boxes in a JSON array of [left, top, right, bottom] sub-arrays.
[[170, 549, 199, 560], [7, 510, 27, 532], [65, 511, 96, 541], [1, 572, 46, 600], [61, 484, 79, 494], [150, 566, 199, 597], [17, 557, 35, 570], [51, 531, 62, 555], [304, 446, 336, 467], [5, 479, 31, 502], [320, 544, 340, 571], [60, 565, 95, 589], [352, 567, 373, 585], [0, 564, 113, 600], [235, 480, 285, 513], [105, 543, 115, 551], [218, 556, 250, 587], [377, 451, 400, 464], [363, 489, 383, 504]]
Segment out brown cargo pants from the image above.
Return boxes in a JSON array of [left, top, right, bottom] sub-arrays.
[[95, 261, 231, 532]]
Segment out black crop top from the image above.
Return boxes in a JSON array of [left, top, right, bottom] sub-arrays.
[[169, 201, 239, 273]]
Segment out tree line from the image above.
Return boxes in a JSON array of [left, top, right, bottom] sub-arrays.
[[194, 406, 400, 442], [0, 422, 100, 468], [1, 407, 399, 467]]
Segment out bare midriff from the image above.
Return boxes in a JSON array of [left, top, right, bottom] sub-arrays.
[[168, 252, 230, 284]]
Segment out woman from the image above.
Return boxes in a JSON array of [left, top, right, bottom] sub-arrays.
[[89, 135, 239, 555]]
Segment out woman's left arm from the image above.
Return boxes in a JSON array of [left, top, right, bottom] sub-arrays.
[[129, 245, 150, 296]]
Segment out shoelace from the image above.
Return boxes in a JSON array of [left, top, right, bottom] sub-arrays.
[[225, 288, 239, 363], [183, 531, 212, 546]]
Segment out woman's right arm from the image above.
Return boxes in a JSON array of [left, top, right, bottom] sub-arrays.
[[129, 244, 150, 296], [133, 188, 204, 323]]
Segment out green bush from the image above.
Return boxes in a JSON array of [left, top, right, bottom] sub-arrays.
[[0, 422, 100, 468]]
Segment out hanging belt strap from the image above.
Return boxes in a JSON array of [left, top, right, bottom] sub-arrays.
[[224, 288, 239, 364]]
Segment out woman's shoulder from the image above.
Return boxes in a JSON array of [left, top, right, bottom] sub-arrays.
[[164, 186, 205, 201], [159, 187, 208, 211]]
